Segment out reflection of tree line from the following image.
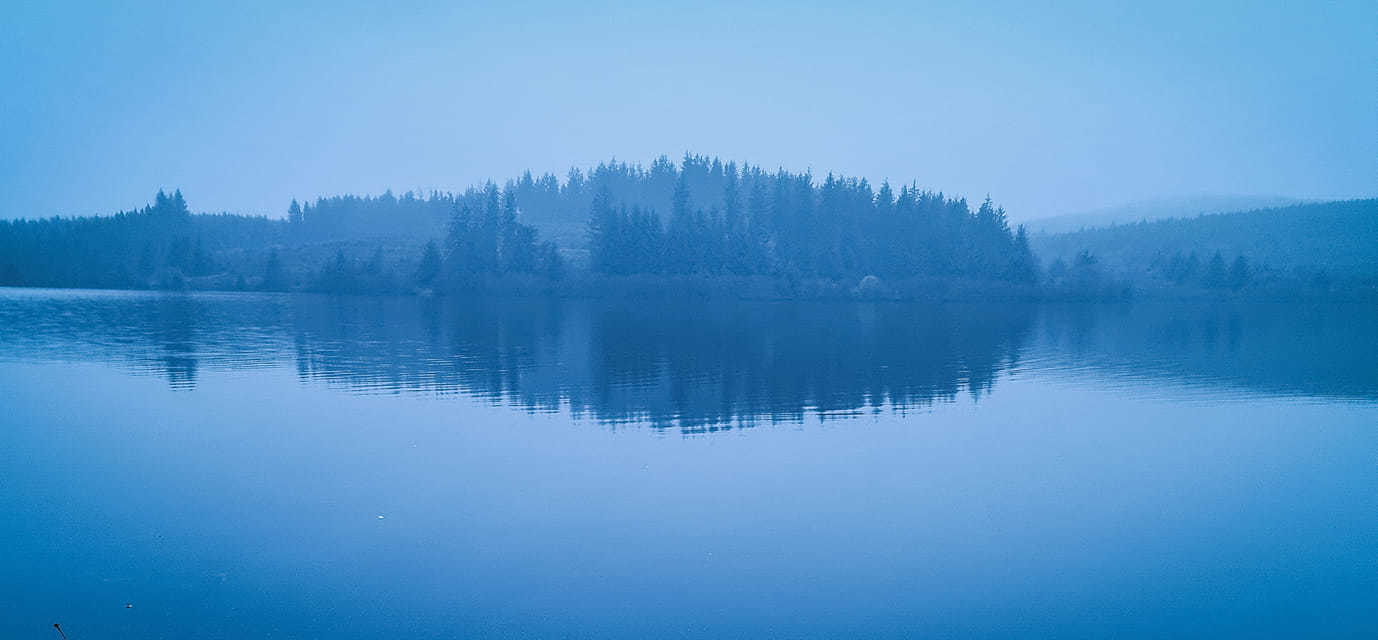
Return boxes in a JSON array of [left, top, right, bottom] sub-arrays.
[[287, 298, 1035, 432], [1034, 302, 1378, 401], [3, 292, 1371, 427], [583, 302, 1031, 429], [0, 291, 290, 390]]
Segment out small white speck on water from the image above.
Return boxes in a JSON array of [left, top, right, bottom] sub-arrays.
[[377, 515, 385, 519]]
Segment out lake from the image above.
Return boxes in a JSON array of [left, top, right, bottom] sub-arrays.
[[1, 288, 1374, 639]]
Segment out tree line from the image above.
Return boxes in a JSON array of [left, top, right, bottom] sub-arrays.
[[1, 154, 1052, 297], [1032, 198, 1378, 296], [0, 189, 282, 290], [585, 161, 1038, 283]]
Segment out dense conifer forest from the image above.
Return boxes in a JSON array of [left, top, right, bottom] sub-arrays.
[[0, 155, 1370, 300], [0, 155, 1040, 299]]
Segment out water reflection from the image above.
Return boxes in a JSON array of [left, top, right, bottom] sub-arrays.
[[228, 296, 1034, 431], [0, 288, 1373, 431], [1029, 302, 1378, 401]]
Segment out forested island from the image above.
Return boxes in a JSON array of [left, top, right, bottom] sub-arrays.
[[1, 155, 1373, 300]]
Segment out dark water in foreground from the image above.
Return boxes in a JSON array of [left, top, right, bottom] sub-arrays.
[[1, 288, 1374, 639]]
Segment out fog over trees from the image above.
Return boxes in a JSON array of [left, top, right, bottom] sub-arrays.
[[1034, 199, 1378, 297], [584, 158, 1037, 283], [0, 155, 1037, 298], [0, 155, 1371, 300]]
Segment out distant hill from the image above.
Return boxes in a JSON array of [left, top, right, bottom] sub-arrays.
[[1031, 199, 1378, 288], [1026, 195, 1308, 234]]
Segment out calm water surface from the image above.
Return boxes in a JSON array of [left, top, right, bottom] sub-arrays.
[[1, 288, 1374, 639]]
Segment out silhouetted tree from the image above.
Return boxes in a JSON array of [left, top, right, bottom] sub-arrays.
[[262, 248, 288, 291], [1228, 255, 1252, 291], [414, 240, 441, 288], [1008, 225, 1040, 283], [1204, 251, 1228, 289], [288, 199, 303, 226], [314, 249, 356, 293], [541, 242, 565, 281]]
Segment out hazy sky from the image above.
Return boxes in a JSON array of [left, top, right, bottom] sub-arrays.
[[3, 1, 1374, 221]]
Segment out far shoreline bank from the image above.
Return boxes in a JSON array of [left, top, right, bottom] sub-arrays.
[[2, 277, 1373, 304]]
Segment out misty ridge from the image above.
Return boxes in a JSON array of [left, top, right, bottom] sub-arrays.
[[1, 153, 1374, 301], [1032, 199, 1378, 295]]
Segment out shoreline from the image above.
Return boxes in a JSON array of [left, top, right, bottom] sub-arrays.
[[1, 278, 1373, 304]]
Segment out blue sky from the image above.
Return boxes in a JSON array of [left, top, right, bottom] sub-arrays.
[[2, 0, 1374, 221]]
